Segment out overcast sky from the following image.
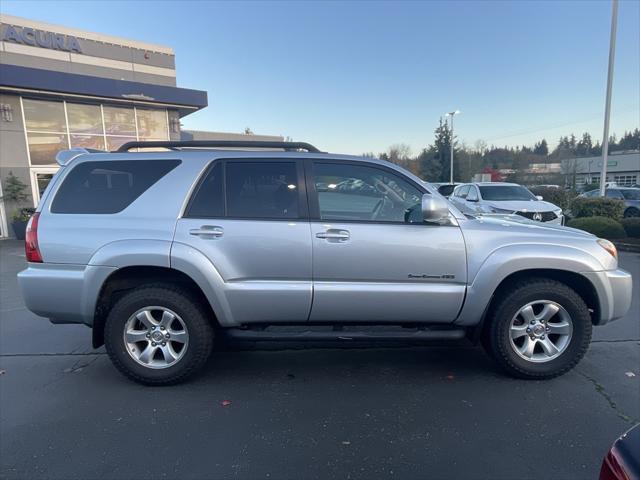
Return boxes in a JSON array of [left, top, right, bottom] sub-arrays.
[[3, 0, 639, 155]]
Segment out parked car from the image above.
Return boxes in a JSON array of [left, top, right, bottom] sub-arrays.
[[429, 182, 463, 198], [18, 141, 632, 385], [580, 187, 640, 218], [449, 182, 565, 224], [600, 423, 640, 480]]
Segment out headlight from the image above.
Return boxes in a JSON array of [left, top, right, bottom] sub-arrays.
[[490, 207, 514, 214], [554, 209, 563, 215], [597, 238, 617, 259]]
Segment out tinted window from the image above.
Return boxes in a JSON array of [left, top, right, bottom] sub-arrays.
[[312, 163, 423, 223], [621, 189, 640, 200], [478, 185, 536, 201], [187, 162, 224, 218], [225, 162, 300, 219], [51, 160, 180, 214], [606, 189, 624, 199]]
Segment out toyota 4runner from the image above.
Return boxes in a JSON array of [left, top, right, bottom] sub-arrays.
[[18, 141, 633, 385]]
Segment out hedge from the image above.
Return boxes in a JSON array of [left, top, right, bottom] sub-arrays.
[[569, 197, 625, 219], [529, 186, 576, 211], [567, 216, 627, 239], [621, 218, 640, 238]]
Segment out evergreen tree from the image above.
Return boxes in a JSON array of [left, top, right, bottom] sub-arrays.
[[533, 139, 549, 155]]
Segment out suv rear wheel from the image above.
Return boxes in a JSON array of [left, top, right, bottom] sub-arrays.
[[484, 278, 592, 379], [104, 284, 213, 385]]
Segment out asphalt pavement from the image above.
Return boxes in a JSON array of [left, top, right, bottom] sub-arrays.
[[1, 240, 638, 480]]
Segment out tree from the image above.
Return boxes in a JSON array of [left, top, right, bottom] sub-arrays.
[[533, 139, 549, 156], [576, 132, 593, 156], [417, 147, 442, 182]]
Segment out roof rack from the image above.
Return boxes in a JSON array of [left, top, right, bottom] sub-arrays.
[[115, 140, 322, 153]]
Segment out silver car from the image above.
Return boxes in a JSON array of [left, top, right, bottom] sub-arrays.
[[450, 182, 564, 224], [18, 141, 632, 385]]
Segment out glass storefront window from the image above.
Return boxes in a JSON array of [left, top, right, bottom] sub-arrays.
[[103, 106, 136, 136], [106, 136, 137, 151], [23, 99, 67, 132], [70, 134, 106, 150], [136, 109, 168, 139], [26, 132, 69, 165], [67, 103, 103, 134]]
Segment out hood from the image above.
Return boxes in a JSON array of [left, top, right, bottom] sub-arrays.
[[484, 199, 560, 212], [466, 214, 594, 238]]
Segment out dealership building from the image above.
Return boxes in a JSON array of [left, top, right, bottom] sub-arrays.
[[0, 15, 282, 237]]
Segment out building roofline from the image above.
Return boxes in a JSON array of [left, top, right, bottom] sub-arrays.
[[0, 14, 174, 54]]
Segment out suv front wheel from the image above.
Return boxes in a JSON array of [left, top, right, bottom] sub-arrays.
[[104, 284, 214, 385], [484, 278, 592, 379]]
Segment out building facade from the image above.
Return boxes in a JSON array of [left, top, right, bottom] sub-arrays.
[[561, 152, 640, 189], [0, 14, 208, 237]]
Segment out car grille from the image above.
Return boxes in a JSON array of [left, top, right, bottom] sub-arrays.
[[516, 211, 557, 222]]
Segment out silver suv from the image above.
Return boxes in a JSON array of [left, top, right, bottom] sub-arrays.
[[18, 141, 632, 385]]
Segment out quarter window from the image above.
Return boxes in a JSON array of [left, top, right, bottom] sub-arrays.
[[312, 163, 422, 223], [51, 160, 180, 214], [186, 162, 224, 218]]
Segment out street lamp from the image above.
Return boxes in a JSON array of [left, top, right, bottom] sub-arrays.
[[445, 110, 461, 184], [599, 0, 618, 196]]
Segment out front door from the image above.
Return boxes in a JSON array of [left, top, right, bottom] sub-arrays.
[[307, 160, 467, 323], [174, 159, 313, 324]]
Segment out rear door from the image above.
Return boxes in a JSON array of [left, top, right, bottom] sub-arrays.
[[174, 158, 313, 324], [306, 160, 467, 323]]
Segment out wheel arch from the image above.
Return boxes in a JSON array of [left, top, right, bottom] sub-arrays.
[[465, 268, 600, 344], [92, 265, 218, 348]]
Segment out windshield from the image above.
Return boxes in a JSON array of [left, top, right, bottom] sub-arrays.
[[621, 189, 640, 200], [479, 185, 537, 201]]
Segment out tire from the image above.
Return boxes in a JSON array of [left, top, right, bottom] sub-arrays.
[[484, 278, 592, 379], [104, 284, 214, 385], [624, 207, 639, 218]]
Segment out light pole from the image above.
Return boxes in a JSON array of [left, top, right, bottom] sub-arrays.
[[446, 110, 460, 184], [599, 0, 618, 196]]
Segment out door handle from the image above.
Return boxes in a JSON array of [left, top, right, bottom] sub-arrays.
[[316, 229, 350, 241], [189, 225, 224, 238]]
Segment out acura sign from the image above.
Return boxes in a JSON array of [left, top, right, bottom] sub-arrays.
[[1, 24, 82, 53]]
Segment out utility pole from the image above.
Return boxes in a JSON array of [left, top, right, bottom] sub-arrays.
[[599, 0, 618, 196], [446, 110, 460, 184]]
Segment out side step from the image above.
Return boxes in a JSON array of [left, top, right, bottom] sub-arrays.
[[222, 327, 467, 342]]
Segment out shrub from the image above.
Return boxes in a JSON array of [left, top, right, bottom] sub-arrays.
[[621, 218, 640, 238], [569, 196, 625, 219], [529, 186, 576, 211], [567, 216, 626, 239]]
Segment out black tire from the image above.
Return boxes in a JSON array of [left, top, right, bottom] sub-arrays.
[[624, 207, 639, 218], [484, 278, 592, 379], [104, 284, 214, 385]]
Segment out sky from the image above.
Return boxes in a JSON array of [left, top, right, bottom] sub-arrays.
[[2, 0, 639, 156]]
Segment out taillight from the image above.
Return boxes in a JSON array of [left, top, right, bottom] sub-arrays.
[[25, 212, 42, 263]]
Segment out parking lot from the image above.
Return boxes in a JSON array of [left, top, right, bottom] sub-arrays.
[[0, 239, 638, 480]]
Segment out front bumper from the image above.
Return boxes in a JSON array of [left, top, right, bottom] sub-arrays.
[[581, 268, 633, 325]]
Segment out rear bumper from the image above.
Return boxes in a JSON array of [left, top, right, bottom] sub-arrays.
[[18, 263, 116, 326], [581, 268, 633, 325]]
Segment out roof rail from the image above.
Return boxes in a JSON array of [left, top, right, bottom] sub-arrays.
[[115, 140, 322, 153]]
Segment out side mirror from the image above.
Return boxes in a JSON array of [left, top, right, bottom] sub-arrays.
[[422, 194, 450, 222], [536, 195, 543, 201]]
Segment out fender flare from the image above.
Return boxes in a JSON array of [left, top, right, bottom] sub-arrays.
[[455, 243, 603, 326]]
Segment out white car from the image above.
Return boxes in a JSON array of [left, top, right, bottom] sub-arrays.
[[450, 182, 564, 225]]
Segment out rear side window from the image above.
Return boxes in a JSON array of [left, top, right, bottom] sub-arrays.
[[186, 162, 224, 218], [226, 162, 299, 219], [51, 160, 180, 214]]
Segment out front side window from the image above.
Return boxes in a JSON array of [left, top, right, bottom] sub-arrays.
[[455, 185, 470, 199], [226, 162, 300, 219], [620, 189, 640, 200], [312, 162, 422, 223], [51, 160, 180, 214]]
